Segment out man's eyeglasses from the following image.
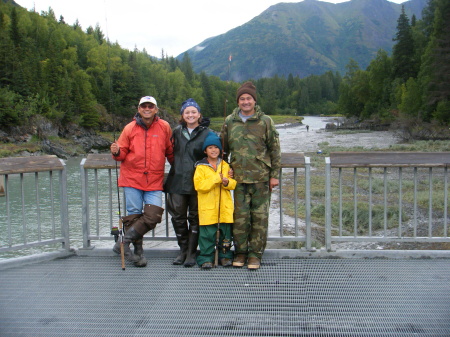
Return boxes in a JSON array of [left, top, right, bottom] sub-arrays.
[[140, 103, 156, 109]]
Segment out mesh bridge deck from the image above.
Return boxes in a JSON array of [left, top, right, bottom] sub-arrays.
[[1, 254, 449, 337]]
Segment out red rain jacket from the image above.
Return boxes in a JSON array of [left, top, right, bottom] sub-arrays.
[[113, 116, 174, 191]]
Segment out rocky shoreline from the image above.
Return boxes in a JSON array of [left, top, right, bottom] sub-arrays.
[[0, 120, 111, 159], [0, 110, 179, 159]]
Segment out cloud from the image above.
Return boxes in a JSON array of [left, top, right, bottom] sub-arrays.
[[192, 45, 206, 52]]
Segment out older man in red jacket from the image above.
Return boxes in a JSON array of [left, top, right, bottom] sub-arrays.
[[110, 96, 174, 267]]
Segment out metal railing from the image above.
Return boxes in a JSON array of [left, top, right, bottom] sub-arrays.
[[0, 155, 70, 254], [80, 154, 175, 249], [1, 152, 448, 259], [80, 154, 122, 249], [275, 153, 311, 248], [80, 153, 312, 249], [325, 152, 450, 250]]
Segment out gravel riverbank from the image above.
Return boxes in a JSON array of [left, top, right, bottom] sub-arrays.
[[268, 118, 403, 250], [277, 118, 401, 153]]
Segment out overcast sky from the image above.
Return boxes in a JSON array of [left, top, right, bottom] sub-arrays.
[[16, 0, 406, 58]]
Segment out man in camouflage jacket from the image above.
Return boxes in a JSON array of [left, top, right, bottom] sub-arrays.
[[221, 81, 281, 270]]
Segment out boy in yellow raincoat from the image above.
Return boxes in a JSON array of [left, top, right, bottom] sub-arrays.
[[193, 132, 236, 269]]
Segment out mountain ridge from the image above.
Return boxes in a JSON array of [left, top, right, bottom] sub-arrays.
[[179, 0, 426, 80]]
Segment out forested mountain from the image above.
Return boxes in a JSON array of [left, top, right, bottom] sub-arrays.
[[0, 0, 341, 132], [0, 0, 448, 155], [0, 1, 229, 130], [180, 0, 427, 81], [337, 0, 450, 131]]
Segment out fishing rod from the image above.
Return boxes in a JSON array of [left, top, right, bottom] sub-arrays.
[[103, 2, 125, 270], [111, 108, 125, 271], [215, 54, 232, 267]]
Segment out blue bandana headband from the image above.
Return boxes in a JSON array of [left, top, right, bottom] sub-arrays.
[[180, 98, 201, 115]]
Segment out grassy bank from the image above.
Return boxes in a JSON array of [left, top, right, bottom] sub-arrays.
[[0, 135, 87, 158], [279, 139, 449, 249]]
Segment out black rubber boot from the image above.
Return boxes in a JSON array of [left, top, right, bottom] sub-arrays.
[[167, 194, 197, 266], [121, 226, 143, 263], [173, 253, 186, 265], [171, 216, 189, 265], [133, 239, 147, 267], [172, 221, 189, 265], [183, 225, 199, 267], [113, 214, 141, 263], [113, 239, 139, 262], [113, 214, 140, 255]]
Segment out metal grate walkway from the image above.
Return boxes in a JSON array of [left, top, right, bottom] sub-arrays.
[[1, 254, 449, 336]]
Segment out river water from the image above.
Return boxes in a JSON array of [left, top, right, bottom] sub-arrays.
[[0, 116, 400, 257]]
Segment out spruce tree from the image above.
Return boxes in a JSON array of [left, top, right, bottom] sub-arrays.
[[200, 72, 215, 116], [181, 52, 195, 84], [392, 6, 417, 82], [421, 0, 450, 122]]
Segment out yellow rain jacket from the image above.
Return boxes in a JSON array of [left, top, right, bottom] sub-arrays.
[[193, 158, 236, 226]]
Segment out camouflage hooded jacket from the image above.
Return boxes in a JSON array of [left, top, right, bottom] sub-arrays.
[[220, 105, 281, 184]]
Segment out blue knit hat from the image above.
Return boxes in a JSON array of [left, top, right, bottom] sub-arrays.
[[180, 98, 201, 115], [202, 132, 222, 152]]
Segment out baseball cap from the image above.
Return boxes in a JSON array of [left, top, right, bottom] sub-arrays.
[[139, 96, 157, 107]]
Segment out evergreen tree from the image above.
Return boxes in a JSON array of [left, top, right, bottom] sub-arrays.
[[421, 0, 438, 38], [392, 6, 417, 82], [287, 73, 295, 89], [181, 52, 195, 84], [93, 24, 105, 44], [73, 19, 81, 30], [200, 72, 215, 116], [398, 78, 422, 118], [428, 0, 450, 105], [0, 4, 13, 88], [320, 71, 336, 101], [9, 7, 31, 95], [162, 55, 178, 72], [419, 0, 450, 122], [9, 7, 21, 46], [338, 59, 367, 118], [298, 83, 310, 113], [365, 50, 393, 119]]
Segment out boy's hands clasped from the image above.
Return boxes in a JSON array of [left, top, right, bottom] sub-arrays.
[[220, 173, 229, 187]]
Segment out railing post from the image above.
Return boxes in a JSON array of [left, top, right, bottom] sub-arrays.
[[279, 167, 283, 237], [5, 174, 11, 247], [0, 174, 4, 197], [58, 159, 70, 251], [445, 167, 448, 237], [80, 158, 92, 249], [305, 156, 312, 250], [325, 157, 332, 251], [428, 167, 433, 238], [293, 167, 298, 236]]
